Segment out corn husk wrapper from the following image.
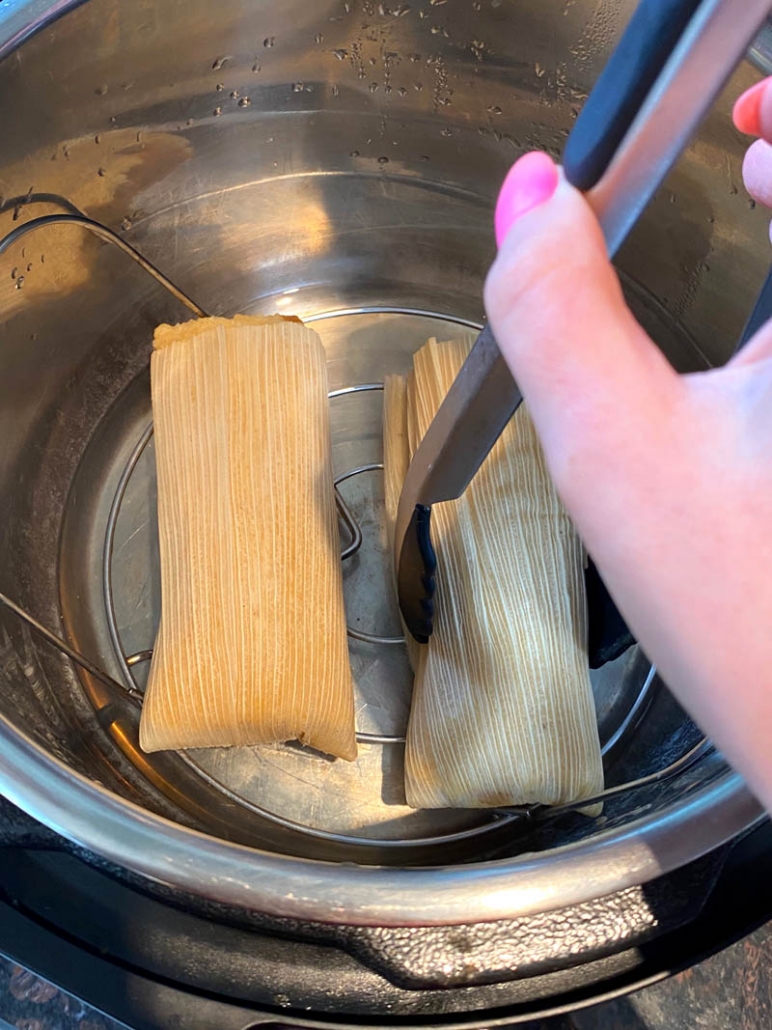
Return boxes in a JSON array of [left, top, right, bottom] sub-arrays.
[[140, 315, 357, 760], [387, 337, 602, 809]]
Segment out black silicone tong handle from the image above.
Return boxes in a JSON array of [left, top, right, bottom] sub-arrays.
[[563, 0, 704, 190]]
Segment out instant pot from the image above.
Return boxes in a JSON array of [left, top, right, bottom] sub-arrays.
[[0, 0, 770, 1026]]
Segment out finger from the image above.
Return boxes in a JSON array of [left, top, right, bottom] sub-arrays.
[[742, 138, 772, 210], [733, 76, 772, 140], [484, 157, 678, 494]]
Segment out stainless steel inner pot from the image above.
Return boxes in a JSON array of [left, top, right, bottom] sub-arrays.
[[0, 0, 766, 926]]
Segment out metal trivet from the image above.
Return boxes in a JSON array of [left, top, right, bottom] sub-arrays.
[[0, 201, 717, 830]]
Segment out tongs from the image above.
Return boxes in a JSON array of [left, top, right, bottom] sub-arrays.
[[396, 0, 772, 643]]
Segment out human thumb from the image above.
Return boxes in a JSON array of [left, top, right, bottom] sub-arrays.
[[484, 152, 679, 506]]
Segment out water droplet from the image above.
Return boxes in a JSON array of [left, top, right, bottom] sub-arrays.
[[216, 82, 224, 91], [95, 84, 108, 96], [749, 199, 757, 210], [252, 61, 261, 73], [344, 1, 352, 11], [292, 82, 305, 92], [40, 254, 45, 264], [430, 0, 447, 5], [186, 117, 194, 126], [369, 82, 378, 92], [350, 149, 360, 157], [212, 55, 232, 70], [10, 267, 17, 279], [26, 262, 33, 273], [472, 0, 481, 9], [15, 276, 25, 290], [397, 86, 407, 96], [384, 84, 392, 94], [213, 106, 222, 116], [121, 217, 133, 231], [263, 36, 276, 47], [315, 32, 324, 43], [369, 56, 377, 65], [97, 167, 107, 177], [486, 104, 502, 115], [440, 127, 453, 136], [409, 52, 421, 62], [266, 136, 275, 143], [331, 84, 340, 96], [534, 61, 545, 77], [94, 133, 102, 144], [414, 81, 423, 91], [393, 3, 411, 14], [431, 25, 442, 34], [729, 184, 739, 196], [332, 48, 348, 60], [238, 96, 251, 107], [419, 153, 430, 161], [109, 115, 117, 125], [377, 155, 389, 164], [230, 89, 240, 98], [478, 125, 490, 135]]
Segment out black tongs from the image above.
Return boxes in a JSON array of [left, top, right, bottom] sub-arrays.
[[395, 0, 772, 644]]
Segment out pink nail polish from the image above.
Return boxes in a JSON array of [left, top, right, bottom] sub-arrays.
[[733, 79, 771, 136], [494, 151, 559, 247]]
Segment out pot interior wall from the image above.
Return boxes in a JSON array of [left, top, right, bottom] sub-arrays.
[[0, 0, 765, 865]]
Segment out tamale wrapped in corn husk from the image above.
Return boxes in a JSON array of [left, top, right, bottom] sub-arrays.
[[388, 337, 602, 809], [140, 315, 357, 760]]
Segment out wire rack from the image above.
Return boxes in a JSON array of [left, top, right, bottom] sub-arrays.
[[0, 198, 717, 833]]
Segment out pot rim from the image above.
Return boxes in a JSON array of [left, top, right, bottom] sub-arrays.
[[0, 716, 762, 926]]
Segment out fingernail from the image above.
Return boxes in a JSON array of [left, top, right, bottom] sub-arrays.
[[495, 151, 559, 247], [733, 78, 772, 136]]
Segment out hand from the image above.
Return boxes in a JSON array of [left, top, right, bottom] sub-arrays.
[[484, 84, 772, 813]]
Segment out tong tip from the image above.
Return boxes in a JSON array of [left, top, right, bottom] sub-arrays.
[[397, 504, 437, 643]]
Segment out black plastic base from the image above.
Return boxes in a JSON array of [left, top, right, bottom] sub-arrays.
[[0, 819, 767, 1030]]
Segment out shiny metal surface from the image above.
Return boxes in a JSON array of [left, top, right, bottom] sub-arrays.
[[0, 0, 767, 923], [588, 0, 772, 255]]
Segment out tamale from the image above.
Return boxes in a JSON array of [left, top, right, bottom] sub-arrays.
[[391, 337, 602, 809], [140, 315, 357, 760]]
